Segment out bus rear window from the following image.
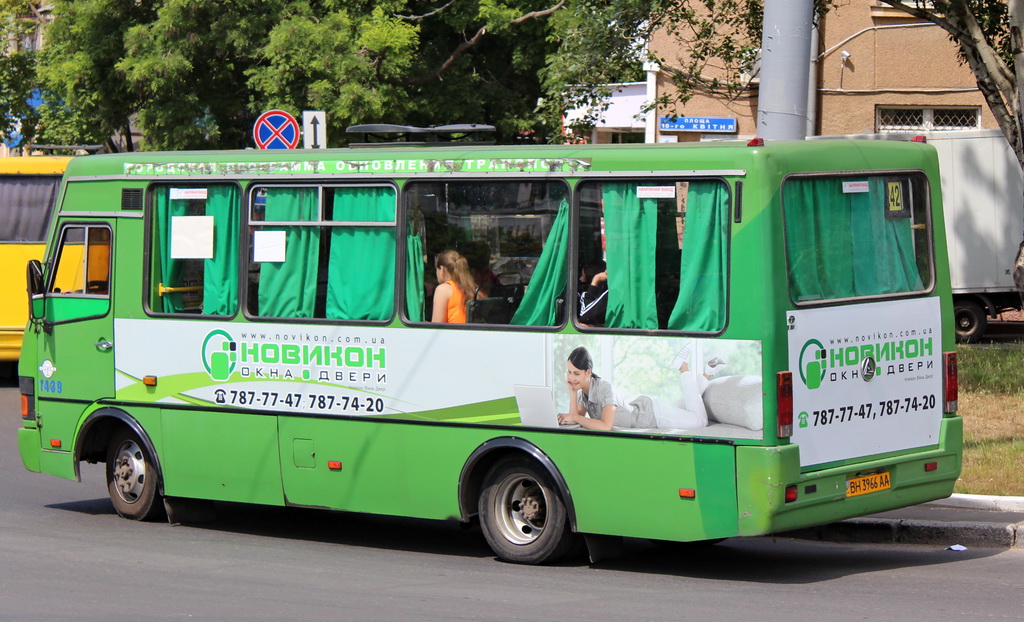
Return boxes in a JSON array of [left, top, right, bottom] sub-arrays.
[[783, 174, 933, 303]]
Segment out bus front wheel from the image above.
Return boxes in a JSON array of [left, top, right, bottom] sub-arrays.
[[105, 429, 164, 521], [478, 457, 576, 564]]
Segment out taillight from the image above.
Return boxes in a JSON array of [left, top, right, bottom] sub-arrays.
[[943, 351, 958, 413], [777, 371, 793, 438], [19, 376, 35, 421], [784, 485, 798, 503]]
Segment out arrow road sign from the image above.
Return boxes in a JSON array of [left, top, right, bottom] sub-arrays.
[[303, 111, 327, 149], [253, 109, 300, 149]]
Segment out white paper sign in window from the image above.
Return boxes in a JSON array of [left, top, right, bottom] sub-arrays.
[[170, 188, 209, 201], [253, 230, 287, 263], [637, 186, 677, 199], [170, 215, 214, 259]]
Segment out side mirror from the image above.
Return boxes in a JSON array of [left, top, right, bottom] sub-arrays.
[[27, 259, 45, 320]]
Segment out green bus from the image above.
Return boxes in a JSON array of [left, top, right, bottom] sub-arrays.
[[17, 133, 961, 564]]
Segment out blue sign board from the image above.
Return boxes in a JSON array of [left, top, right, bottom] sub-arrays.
[[659, 116, 737, 133], [253, 109, 301, 149]]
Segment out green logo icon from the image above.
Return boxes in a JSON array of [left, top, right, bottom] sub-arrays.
[[798, 339, 826, 390], [202, 329, 237, 381]]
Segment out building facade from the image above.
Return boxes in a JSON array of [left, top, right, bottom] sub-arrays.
[[574, 1, 995, 143]]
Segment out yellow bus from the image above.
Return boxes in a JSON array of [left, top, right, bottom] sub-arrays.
[[0, 157, 69, 362]]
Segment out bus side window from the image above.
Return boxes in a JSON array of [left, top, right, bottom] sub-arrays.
[[51, 225, 111, 296], [148, 185, 240, 316], [246, 185, 397, 321], [576, 180, 728, 332], [404, 180, 570, 327], [43, 224, 111, 322]]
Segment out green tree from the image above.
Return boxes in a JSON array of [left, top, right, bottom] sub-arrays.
[[878, 2, 1023, 167], [36, 0, 569, 149], [38, 0, 156, 151], [0, 1, 45, 147], [116, 0, 285, 150], [0, 48, 37, 146]]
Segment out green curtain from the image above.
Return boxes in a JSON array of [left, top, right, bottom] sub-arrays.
[[202, 185, 239, 315], [602, 184, 658, 329], [154, 190, 187, 313], [511, 199, 569, 326], [785, 177, 923, 301], [258, 188, 319, 317], [668, 182, 728, 331], [326, 187, 397, 320], [405, 233, 425, 322]]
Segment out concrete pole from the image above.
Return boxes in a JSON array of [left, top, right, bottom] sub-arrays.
[[644, 61, 660, 143], [806, 23, 819, 137], [757, 0, 815, 140]]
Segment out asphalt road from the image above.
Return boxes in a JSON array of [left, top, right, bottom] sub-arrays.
[[2, 380, 1022, 621]]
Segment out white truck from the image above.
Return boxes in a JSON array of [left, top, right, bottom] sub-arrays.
[[818, 129, 1024, 342]]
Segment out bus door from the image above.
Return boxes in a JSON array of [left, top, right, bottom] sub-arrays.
[[33, 220, 115, 453]]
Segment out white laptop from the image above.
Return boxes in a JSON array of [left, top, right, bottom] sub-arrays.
[[513, 384, 579, 428]]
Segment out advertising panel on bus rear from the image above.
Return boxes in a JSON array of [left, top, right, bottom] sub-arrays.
[[787, 297, 943, 467]]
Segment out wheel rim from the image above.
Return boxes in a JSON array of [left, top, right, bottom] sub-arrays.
[[112, 439, 147, 504], [491, 473, 547, 545], [956, 309, 977, 332]]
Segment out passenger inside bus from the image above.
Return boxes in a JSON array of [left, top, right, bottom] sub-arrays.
[[462, 240, 501, 297], [432, 250, 478, 323], [577, 260, 608, 327]]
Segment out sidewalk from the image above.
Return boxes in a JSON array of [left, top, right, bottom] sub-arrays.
[[781, 494, 1024, 549]]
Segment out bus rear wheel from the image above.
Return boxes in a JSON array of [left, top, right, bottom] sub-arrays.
[[478, 457, 576, 564], [105, 429, 164, 521]]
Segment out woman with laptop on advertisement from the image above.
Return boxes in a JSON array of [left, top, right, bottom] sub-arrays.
[[556, 343, 725, 430]]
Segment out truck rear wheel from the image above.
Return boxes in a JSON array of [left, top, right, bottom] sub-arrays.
[[954, 300, 986, 343]]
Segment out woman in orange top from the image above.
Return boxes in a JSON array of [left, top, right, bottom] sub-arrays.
[[432, 250, 479, 323]]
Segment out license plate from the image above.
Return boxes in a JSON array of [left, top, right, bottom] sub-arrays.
[[846, 472, 891, 498]]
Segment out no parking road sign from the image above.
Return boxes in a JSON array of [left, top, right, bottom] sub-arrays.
[[253, 109, 300, 149]]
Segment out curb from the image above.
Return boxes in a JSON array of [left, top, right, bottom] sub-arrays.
[[781, 494, 1024, 549], [925, 493, 1024, 512]]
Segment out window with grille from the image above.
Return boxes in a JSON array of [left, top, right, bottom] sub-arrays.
[[878, 107, 980, 132]]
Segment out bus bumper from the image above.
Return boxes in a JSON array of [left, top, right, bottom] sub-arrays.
[[737, 416, 963, 537], [18, 427, 41, 473]]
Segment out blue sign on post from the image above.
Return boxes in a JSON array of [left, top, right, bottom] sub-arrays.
[[253, 109, 301, 149], [659, 116, 737, 133]]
